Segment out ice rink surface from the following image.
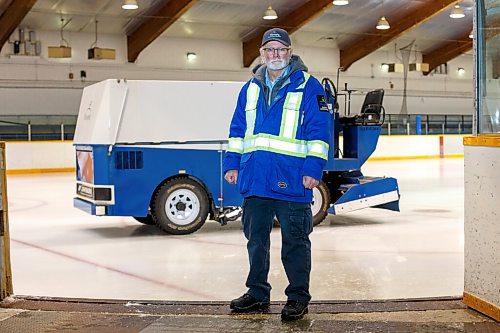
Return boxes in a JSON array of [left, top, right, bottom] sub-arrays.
[[6, 158, 464, 302]]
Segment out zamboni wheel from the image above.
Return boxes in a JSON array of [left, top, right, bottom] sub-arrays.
[[311, 181, 330, 226], [152, 178, 209, 235]]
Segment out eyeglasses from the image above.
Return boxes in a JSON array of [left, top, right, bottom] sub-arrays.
[[261, 47, 290, 55]]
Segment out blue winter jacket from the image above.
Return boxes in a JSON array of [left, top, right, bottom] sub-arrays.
[[223, 55, 331, 203]]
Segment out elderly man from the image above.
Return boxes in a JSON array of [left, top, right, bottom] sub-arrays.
[[223, 28, 330, 321]]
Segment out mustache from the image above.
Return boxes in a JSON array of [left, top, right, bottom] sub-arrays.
[[265, 58, 289, 70]]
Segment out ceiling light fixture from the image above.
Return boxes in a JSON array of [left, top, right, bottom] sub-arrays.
[[457, 67, 466, 75], [381, 63, 404, 73], [332, 0, 349, 5], [48, 18, 72, 58], [263, 5, 278, 20], [449, 5, 465, 18], [376, 16, 390, 30], [122, 0, 138, 10], [186, 52, 197, 61], [88, 20, 116, 60]]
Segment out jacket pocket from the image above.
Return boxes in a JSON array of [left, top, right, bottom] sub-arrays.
[[269, 155, 305, 197], [238, 153, 253, 194]]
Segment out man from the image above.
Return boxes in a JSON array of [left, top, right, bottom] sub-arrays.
[[223, 28, 330, 321]]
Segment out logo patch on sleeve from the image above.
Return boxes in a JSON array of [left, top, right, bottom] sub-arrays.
[[277, 182, 287, 188], [316, 95, 329, 112]]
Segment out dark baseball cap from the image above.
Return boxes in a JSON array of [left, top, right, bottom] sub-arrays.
[[261, 28, 291, 47]]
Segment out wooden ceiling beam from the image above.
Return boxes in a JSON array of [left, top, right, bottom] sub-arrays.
[[422, 33, 472, 75], [422, 22, 500, 75], [127, 0, 197, 63], [0, 0, 37, 50], [340, 0, 459, 71], [242, 0, 333, 68]]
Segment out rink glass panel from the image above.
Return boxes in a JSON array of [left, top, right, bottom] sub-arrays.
[[477, 0, 500, 134]]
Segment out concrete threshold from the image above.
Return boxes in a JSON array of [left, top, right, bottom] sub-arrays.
[[0, 296, 498, 332]]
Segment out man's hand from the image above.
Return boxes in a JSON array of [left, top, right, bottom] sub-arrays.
[[224, 170, 238, 184], [303, 176, 319, 189]]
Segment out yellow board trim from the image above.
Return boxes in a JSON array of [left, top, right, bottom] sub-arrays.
[[463, 135, 500, 147], [6, 155, 466, 173], [463, 291, 500, 321], [369, 154, 463, 161], [378, 134, 467, 138], [4, 140, 73, 144], [7, 167, 75, 175]]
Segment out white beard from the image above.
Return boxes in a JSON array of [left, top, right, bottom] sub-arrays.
[[266, 58, 289, 71]]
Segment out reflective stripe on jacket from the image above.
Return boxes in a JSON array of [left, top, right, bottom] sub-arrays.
[[223, 69, 331, 203]]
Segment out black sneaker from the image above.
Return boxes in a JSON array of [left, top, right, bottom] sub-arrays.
[[230, 293, 270, 312], [281, 300, 308, 321]]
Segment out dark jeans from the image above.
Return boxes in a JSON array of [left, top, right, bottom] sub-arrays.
[[242, 196, 313, 304]]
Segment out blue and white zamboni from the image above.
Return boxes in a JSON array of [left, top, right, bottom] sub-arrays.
[[73, 79, 399, 234]]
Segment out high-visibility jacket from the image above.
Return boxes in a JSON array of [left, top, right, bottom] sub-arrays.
[[223, 58, 331, 203]]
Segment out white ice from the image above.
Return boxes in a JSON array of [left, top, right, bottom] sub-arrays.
[[6, 158, 464, 301]]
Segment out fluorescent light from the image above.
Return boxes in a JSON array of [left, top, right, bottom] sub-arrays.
[[122, 0, 138, 10], [332, 0, 349, 5], [376, 16, 390, 30], [450, 5, 465, 19], [263, 5, 278, 20]]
